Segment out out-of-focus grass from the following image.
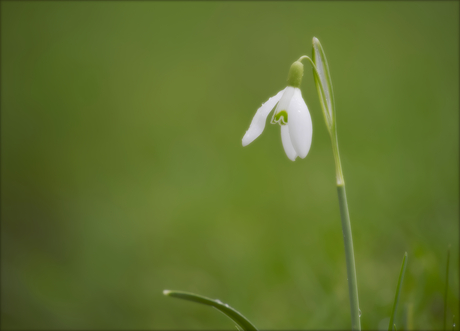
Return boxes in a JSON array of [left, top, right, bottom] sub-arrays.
[[1, 2, 458, 330]]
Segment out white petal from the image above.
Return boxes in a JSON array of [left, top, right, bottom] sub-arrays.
[[281, 125, 297, 161], [242, 88, 285, 146], [287, 88, 312, 159]]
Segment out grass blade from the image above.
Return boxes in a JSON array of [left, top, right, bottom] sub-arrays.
[[163, 290, 258, 331], [444, 245, 451, 330], [388, 252, 408, 331]]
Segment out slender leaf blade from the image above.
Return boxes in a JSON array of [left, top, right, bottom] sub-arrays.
[[163, 290, 258, 331], [388, 252, 408, 331]]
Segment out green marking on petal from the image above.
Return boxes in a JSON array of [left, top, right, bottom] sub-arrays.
[[274, 110, 288, 125]]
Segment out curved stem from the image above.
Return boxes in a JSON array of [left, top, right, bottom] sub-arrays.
[[298, 55, 316, 70]]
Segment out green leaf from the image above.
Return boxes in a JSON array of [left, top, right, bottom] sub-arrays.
[[388, 252, 408, 331], [312, 37, 336, 134], [163, 290, 258, 331]]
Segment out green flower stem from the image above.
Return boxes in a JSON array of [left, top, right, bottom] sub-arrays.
[[331, 136, 344, 185], [337, 181, 360, 331], [308, 37, 360, 329], [331, 119, 357, 330]]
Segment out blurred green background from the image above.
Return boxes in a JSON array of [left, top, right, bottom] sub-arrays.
[[1, 1, 458, 330]]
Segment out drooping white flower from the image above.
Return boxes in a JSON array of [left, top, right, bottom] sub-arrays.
[[242, 61, 312, 161]]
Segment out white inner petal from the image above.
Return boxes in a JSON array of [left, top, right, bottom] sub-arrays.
[[271, 86, 295, 125], [281, 125, 297, 161], [287, 88, 312, 159], [242, 88, 285, 146]]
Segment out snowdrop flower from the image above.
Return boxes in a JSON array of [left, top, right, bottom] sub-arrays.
[[242, 59, 312, 161]]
